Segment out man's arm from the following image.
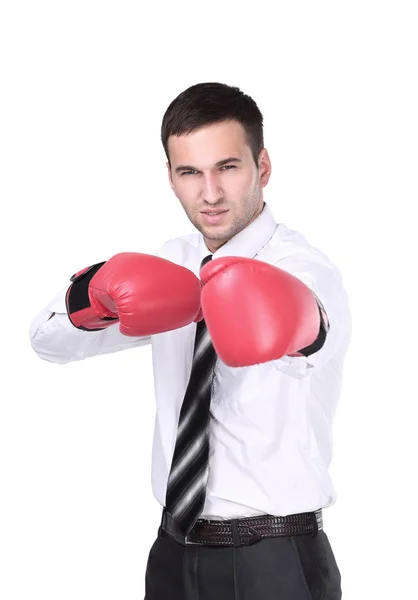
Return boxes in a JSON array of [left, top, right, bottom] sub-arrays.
[[30, 251, 203, 364], [29, 287, 151, 365], [198, 254, 351, 377]]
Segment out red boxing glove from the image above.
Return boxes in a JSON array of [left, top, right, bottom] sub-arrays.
[[66, 252, 202, 335], [199, 257, 321, 367]]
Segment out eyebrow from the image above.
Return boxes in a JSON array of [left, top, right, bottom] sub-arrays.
[[174, 157, 242, 173]]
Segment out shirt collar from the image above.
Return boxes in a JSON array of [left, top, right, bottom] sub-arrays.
[[198, 201, 278, 264]]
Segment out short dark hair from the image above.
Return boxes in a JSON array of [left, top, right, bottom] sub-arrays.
[[161, 82, 264, 167]]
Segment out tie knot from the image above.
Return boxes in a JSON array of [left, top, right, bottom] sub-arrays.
[[200, 254, 213, 269]]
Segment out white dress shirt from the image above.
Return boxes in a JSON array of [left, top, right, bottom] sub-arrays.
[[29, 202, 352, 520]]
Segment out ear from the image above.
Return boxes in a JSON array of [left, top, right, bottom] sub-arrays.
[[258, 149, 272, 187], [167, 161, 174, 191]]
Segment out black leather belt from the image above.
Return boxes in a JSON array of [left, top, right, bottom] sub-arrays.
[[160, 507, 323, 547]]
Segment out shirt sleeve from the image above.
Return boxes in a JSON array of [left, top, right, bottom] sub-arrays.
[[270, 250, 352, 379], [29, 286, 151, 365]]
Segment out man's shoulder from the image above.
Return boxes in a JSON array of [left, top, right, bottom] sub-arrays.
[[269, 223, 338, 270]]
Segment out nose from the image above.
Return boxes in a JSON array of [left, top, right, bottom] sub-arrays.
[[201, 172, 223, 204]]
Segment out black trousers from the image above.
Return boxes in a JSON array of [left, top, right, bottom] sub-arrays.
[[144, 523, 342, 599]]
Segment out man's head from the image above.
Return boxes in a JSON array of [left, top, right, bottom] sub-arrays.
[[161, 83, 272, 253]]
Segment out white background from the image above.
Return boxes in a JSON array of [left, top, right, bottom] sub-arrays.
[[1, 1, 417, 598]]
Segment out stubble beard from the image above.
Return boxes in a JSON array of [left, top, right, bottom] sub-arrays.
[[192, 182, 262, 242]]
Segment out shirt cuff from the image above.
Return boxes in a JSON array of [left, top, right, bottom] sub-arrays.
[[271, 354, 313, 379], [46, 287, 68, 313]]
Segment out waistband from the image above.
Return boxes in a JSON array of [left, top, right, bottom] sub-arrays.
[[160, 507, 323, 547]]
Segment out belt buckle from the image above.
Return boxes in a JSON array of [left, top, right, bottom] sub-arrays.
[[184, 534, 200, 545], [184, 519, 215, 546], [184, 528, 202, 545]]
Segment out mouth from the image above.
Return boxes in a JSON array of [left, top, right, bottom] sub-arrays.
[[200, 210, 229, 224]]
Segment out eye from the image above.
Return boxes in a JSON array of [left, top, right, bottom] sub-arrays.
[[220, 165, 236, 171], [180, 170, 198, 176]]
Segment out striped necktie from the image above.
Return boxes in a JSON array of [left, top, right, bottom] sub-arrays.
[[165, 254, 216, 536]]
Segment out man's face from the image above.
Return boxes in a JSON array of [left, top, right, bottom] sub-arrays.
[[167, 120, 272, 253]]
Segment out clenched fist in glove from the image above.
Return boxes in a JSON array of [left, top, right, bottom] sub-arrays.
[[199, 256, 325, 367], [66, 252, 203, 335]]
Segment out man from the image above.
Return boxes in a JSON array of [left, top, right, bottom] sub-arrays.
[[30, 82, 352, 599]]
